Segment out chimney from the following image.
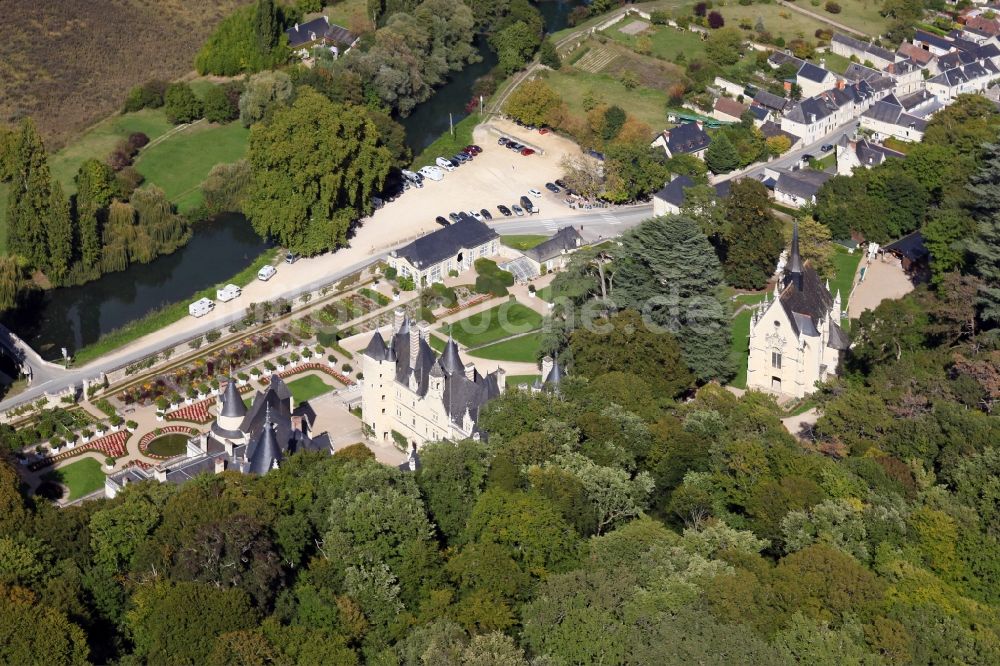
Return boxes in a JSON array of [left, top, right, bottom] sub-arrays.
[[214, 457, 226, 474], [496, 367, 506, 393], [393, 307, 405, 332], [837, 78, 846, 90], [224, 439, 234, 456], [410, 327, 419, 368], [784, 80, 792, 92], [541, 355, 553, 381], [464, 362, 475, 381], [294, 22, 299, 31], [418, 321, 430, 342]]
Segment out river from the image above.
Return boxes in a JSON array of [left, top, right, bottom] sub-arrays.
[[6, 1, 585, 359], [4, 213, 270, 360]]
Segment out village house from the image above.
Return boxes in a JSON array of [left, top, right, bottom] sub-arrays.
[[746, 224, 848, 399], [769, 168, 834, 208], [780, 80, 878, 144], [285, 15, 359, 61], [926, 59, 1000, 100], [860, 96, 929, 142], [711, 96, 749, 123], [835, 136, 905, 175], [388, 217, 500, 287], [105, 376, 329, 498], [651, 122, 712, 159], [521, 226, 585, 274], [831, 34, 897, 70]]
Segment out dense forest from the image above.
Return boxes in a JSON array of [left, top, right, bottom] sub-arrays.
[[2, 109, 999, 663]]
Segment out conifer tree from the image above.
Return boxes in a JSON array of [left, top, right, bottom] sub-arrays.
[[45, 182, 73, 285], [75, 159, 116, 270], [965, 142, 1000, 329], [721, 179, 784, 289], [7, 119, 53, 269], [254, 0, 279, 52], [705, 132, 739, 175], [614, 215, 733, 381]]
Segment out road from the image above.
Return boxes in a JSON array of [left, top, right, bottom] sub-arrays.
[[717, 121, 858, 184], [0, 205, 654, 412]]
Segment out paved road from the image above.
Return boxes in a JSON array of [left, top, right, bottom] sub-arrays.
[[0, 205, 653, 412], [718, 121, 858, 184]]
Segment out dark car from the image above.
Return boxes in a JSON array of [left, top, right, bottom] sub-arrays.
[[545, 182, 560, 193], [821, 144, 833, 152], [448, 212, 462, 223], [454, 153, 470, 163], [555, 179, 567, 188], [372, 196, 384, 209], [465, 144, 482, 154], [435, 216, 450, 226], [497, 204, 512, 216], [498, 137, 509, 146], [802, 153, 815, 162], [508, 142, 523, 151], [285, 251, 298, 264], [480, 208, 492, 220]]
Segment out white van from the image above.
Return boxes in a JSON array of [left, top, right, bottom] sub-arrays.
[[257, 265, 277, 281], [435, 157, 456, 172], [189, 298, 215, 318], [216, 284, 241, 302], [419, 166, 443, 181]]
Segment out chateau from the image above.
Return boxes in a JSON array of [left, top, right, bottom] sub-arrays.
[[361, 309, 566, 448], [105, 375, 329, 498], [746, 224, 849, 398]]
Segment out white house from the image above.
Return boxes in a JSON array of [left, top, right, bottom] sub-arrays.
[[835, 137, 905, 175], [831, 34, 897, 69], [522, 226, 585, 274], [781, 80, 878, 144], [796, 61, 838, 98], [925, 59, 1000, 101], [860, 96, 929, 142], [651, 122, 712, 159], [746, 224, 849, 399], [770, 168, 834, 208], [388, 217, 500, 287]]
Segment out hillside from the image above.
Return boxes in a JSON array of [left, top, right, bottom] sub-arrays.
[[0, 0, 246, 149]]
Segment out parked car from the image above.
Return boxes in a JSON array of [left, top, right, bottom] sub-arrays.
[[469, 210, 483, 221], [448, 212, 462, 223], [801, 153, 815, 162], [507, 142, 523, 151], [257, 265, 277, 281], [821, 144, 833, 152], [520, 148, 535, 156], [538, 127, 550, 135], [453, 152, 470, 163], [528, 188, 542, 198], [465, 144, 482, 154], [436, 157, 456, 171], [497, 204, 512, 216], [402, 169, 421, 182], [480, 208, 492, 220], [435, 216, 450, 226], [555, 179, 567, 188], [419, 166, 443, 181], [520, 196, 538, 214], [545, 182, 560, 193], [498, 137, 509, 146], [511, 204, 525, 216], [285, 251, 298, 264]]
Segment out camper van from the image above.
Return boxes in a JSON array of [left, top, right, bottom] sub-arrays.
[[216, 284, 241, 302], [257, 265, 277, 281], [189, 298, 215, 318]]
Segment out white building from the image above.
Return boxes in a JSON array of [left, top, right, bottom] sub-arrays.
[[781, 80, 878, 144], [860, 96, 929, 143], [746, 224, 849, 398], [651, 122, 712, 159], [925, 59, 1000, 101], [835, 137, 905, 175], [388, 217, 500, 287], [522, 226, 585, 273], [831, 33, 898, 70], [770, 168, 834, 208]]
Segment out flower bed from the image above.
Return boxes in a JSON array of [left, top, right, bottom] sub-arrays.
[[139, 425, 198, 459], [28, 430, 131, 471], [165, 397, 215, 424], [260, 362, 355, 387]]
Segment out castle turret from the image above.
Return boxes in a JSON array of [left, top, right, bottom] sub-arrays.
[[785, 221, 804, 292]]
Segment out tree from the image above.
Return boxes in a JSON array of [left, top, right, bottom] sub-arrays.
[[705, 132, 740, 174], [239, 71, 293, 127], [559, 154, 604, 199], [601, 105, 627, 141], [503, 79, 563, 127], [720, 179, 784, 289], [568, 309, 694, 398], [603, 141, 671, 203], [244, 87, 391, 255], [45, 182, 73, 284], [0, 258, 20, 311], [164, 83, 203, 124], [766, 134, 792, 156], [615, 216, 732, 381], [790, 217, 834, 279], [202, 161, 252, 215], [196, 3, 285, 75], [202, 85, 238, 124], [707, 10, 725, 28], [0, 586, 90, 665], [539, 38, 561, 69], [492, 21, 540, 74], [416, 440, 491, 544], [253, 0, 280, 52], [966, 142, 1000, 328], [6, 119, 53, 269]]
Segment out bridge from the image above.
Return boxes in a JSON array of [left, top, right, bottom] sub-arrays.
[[0, 323, 70, 391]]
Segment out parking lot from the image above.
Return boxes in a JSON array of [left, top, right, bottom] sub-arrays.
[[365, 118, 589, 240]]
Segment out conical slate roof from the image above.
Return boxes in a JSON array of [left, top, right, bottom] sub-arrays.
[[246, 406, 282, 475], [220, 377, 247, 418], [545, 360, 564, 385], [785, 221, 804, 289], [364, 331, 388, 360], [440, 337, 464, 375]]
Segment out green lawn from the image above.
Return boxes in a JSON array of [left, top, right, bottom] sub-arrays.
[[428, 334, 447, 353], [412, 113, 481, 170], [505, 373, 540, 387], [324, 0, 368, 26], [44, 458, 106, 500], [501, 234, 548, 251], [286, 375, 335, 405], [49, 109, 175, 194], [807, 154, 836, 172], [468, 332, 542, 363], [729, 308, 753, 390], [443, 302, 543, 348], [535, 285, 554, 302], [146, 433, 189, 457], [603, 23, 706, 63], [544, 66, 672, 132], [812, 51, 852, 76], [831, 246, 862, 312], [135, 121, 249, 212]]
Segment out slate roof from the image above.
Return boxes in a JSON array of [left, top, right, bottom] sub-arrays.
[[832, 33, 896, 64], [246, 410, 282, 475], [220, 378, 246, 418], [364, 330, 388, 361], [779, 260, 847, 349], [885, 231, 929, 263], [664, 122, 711, 155], [775, 169, 833, 201], [760, 120, 799, 145], [393, 217, 499, 269], [861, 100, 928, 131], [286, 16, 359, 49], [784, 80, 875, 125], [769, 51, 805, 70], [937, 49, 979, 70], [928, 60, 999, 88], [525, 226, 584, 263], [753, 89, 789, 112], [914, 29, 955, 52], [747, 105, 769, 121], [853, 138, 904, 166], [798, 61, 833, 83], [654, 175, 695, 208]]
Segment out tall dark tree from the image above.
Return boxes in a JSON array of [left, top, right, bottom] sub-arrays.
[[615, 215, 732, 381], [74, 159, 117, 270], [963, 141, 1000, 328], [45, 182, 74, 285], [720, 179, 784, 289], [6, 119, 53, 269], [254, 0, 280, 52], [705, 132, 739, 174]]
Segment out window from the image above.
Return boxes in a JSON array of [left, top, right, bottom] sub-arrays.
[[772, 352, 782, 369]]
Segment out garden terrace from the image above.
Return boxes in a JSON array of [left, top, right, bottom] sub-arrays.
[[41, 458, 107, 501], [28, 429, 130, 471], [140, 427, 199, 459]]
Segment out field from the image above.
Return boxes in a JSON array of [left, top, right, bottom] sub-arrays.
[[602, 22, 707, 62], [324, 0, 370, 31], [468, 332, 542, 362], [0, 0, 244, 149], [134, 120, 250, 212], [286, 375, 335, 405], [501, 235, 548, 250], [443, 302, 543, 348], [0, 184, 7, 255], [43, 458, 106, 500]]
